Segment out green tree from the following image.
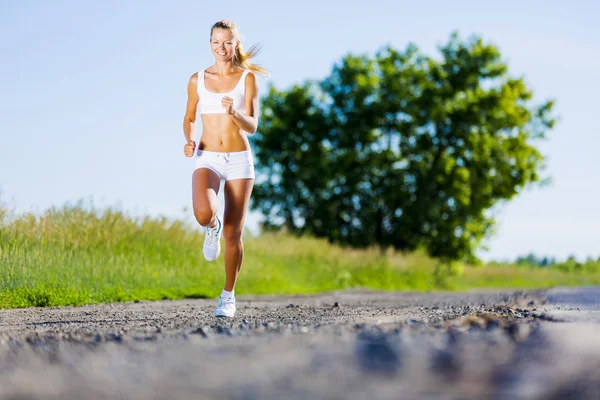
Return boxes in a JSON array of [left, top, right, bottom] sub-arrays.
[[252, 32, 556, 262]]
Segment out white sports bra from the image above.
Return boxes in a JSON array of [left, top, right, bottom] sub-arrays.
[[197, 69, 251, 114]]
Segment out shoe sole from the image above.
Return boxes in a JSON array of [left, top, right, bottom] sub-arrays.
[[214, 313, 235, 318]]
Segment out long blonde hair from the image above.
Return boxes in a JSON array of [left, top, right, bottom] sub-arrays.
[[210, 20, 269, 75]]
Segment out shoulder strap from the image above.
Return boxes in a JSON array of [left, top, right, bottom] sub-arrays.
[[196, 70, 204, 97], [238, 69, 251, 89]]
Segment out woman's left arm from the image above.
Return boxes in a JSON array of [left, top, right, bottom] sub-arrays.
[[228, 72, 259, 134]]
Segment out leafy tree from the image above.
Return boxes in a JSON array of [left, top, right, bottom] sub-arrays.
[[252, 32, 556, 262], [515, 253, 556, 267]]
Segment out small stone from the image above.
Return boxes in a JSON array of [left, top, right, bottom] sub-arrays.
[[430, 348, 460, 380], [190, 327, 208, 338], [215, 326, 232, 336], [355, 330, 401, 376]]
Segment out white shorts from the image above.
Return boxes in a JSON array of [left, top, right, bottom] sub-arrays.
[[194, 150, 255, 181]]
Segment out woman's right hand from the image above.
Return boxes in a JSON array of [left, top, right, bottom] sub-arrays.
[[183, 140, 196, 157]]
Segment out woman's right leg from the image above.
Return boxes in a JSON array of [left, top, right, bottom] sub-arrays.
[[192, 168, 221, 228]]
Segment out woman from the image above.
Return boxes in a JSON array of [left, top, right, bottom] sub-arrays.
[[182, 20, 267, 318]]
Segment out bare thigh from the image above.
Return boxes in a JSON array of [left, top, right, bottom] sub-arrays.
[[192, 168, 221, 225], [223, 178, 254, 239]]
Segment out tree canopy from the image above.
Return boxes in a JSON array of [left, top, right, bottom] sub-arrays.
[[251, 33, 556, 262]]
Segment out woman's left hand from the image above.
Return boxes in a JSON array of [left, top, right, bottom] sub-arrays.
[[221, 96, 234, 114]]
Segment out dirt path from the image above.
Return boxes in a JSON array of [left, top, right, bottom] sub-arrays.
[[1, 288, 599, 399]]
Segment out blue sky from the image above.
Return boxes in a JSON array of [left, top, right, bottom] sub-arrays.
[[1, 0, 598, 262]]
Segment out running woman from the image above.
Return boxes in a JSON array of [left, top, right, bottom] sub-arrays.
[[182, 20, 267, 318]]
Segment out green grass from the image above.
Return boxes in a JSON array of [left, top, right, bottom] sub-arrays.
[[1, 204, 599, 309]]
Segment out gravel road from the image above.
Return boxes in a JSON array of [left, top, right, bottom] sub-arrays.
[[1, 287, 599, 400]]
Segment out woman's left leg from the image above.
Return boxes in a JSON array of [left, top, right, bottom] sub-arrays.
[[222, 178, 254, 292]]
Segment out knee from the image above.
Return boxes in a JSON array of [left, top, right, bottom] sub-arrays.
[[222, 225, 243, 244], [194, 207, 215, 227]]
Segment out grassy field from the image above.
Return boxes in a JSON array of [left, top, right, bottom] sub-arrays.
[[1, 205, 599, 309]]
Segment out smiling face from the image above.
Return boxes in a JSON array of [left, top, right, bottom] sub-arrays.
[[210, 28, 238, 61]]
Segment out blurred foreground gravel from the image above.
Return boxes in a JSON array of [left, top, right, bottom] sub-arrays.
[[1, 287, 599, 399]]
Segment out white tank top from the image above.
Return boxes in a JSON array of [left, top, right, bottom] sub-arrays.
[[197, 69, 251, 114]]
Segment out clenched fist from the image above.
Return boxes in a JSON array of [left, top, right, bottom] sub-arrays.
[[183, 140, 196, 157], [221, 96, 234, 114]]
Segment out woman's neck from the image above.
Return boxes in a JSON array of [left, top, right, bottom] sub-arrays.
[[212, 60, 239, 75]]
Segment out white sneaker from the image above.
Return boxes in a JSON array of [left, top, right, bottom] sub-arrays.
[[214, 296, 236, 318], [203, 215, 222, 261]]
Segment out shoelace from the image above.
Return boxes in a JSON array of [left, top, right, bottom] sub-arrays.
[[206, 220, 220, 246], [219, 297, 235, 308], [205, 226, 214, 245]]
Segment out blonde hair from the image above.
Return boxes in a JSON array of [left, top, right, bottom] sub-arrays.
[[210, 20, 269, 75]]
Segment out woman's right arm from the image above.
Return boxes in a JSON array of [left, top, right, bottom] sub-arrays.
[[183, 73, 199, 155]]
